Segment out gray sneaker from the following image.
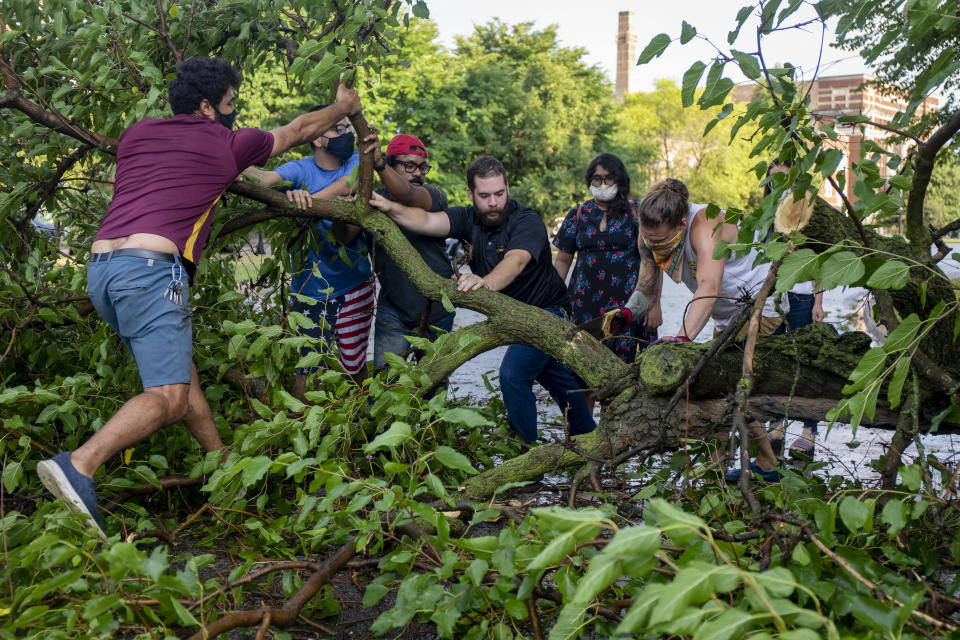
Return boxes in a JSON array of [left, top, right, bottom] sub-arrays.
[[37, 452, 107, 540]]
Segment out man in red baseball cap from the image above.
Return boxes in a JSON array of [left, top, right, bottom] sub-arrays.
[[338, 132, 455, 369]]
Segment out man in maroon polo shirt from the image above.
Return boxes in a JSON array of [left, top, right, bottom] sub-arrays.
[[37, 57, 363, 539]]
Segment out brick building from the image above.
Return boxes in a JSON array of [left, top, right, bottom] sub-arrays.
[[732, 74, 938, 208]]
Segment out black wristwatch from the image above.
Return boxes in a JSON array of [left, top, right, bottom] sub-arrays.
[[374, 160, 387, 172]]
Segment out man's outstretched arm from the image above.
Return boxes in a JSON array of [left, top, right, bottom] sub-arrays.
[[369, 191, 450, 237], [268, 84, 362, 158]]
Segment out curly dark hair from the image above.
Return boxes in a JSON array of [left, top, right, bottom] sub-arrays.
[[168, 57, 242, 116], [466, 155, 507, 191], [585, 153, 631, 219]]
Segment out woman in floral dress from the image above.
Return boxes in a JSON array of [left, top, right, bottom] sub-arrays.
[[553, 153, 661, 370]]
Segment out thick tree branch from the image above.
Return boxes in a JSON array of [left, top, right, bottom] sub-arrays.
[[0, 62, 118, 152], [932, 217, 960, 241], [906, 108, 960, 250]]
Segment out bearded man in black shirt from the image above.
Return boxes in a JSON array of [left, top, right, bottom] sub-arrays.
[[370, 155, 596, 444]]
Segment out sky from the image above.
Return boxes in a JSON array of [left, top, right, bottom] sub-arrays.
[[425, 0, 867, 92]]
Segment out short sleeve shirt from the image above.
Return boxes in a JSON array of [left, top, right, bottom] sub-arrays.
[[445, 200, 568, 309], [278, 151, 371, 301], [274, 151, 359, 195], [95, 115, 274, 262], [368, 184, 453, 327]]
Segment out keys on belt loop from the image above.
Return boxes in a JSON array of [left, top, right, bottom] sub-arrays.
[[163, 262, 185, 305]]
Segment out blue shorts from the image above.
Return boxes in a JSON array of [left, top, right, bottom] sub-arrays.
[[87, 254, 192, 388]]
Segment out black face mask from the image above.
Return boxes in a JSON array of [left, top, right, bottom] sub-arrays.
[[324, 132, 355, 161], [215, 107, 236, 130]]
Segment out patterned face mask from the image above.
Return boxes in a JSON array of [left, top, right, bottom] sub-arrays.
[[643, 225, 687, 283]]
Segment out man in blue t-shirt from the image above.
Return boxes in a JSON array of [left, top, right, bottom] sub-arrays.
[[245, 105, 374, 398]]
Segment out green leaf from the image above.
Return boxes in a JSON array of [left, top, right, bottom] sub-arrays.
[[467, 558, 488, 586], [699, 62, 734, 108], [753, 566, 796, 597], [680, 21, 697, 44], [433, 446, 478, 474], [728, 5, 754, 44], [527, 527, 597, 572], [819, 251, 865, 289], [241, 456, 273, 486], [571, 552, 621, 605], [548, 605, 587, 640], [883, 314, 921, 353], [887, 356, 912, 409], [681, 61, 708, 107], [881, 498, 908, 535], [649, 564, 715, 625], [439, 407, 492, 427], [815, 148, 844, 179], [602, 525, 661, 559], [2, 461, 22, 493], [776, 249, 820, 293], [900, 464, 922, 491], [616, 584, 666, 632], [364, 421, 412, 453], [887, 174, 913, 190], [838, 495, 873, 532], [648, 498, 706, 545], [866, 260, 910, 290], [440, 291, 455, 313], [533, 506, 609, 533], [692, 607, 751, 640], [277, 390, 306, 413], [843, 347, 886, 394], [731, 50, 761, 80], [637, 33, 671, 65], [411, 0, 429, 18]]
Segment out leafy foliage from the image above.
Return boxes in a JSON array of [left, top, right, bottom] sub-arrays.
[[2, 0, 960, 638]]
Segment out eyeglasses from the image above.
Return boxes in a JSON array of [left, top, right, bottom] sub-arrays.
[[590, 174, 616, 186], [329, 123, 353, 136], [394, 160, 432, 175]]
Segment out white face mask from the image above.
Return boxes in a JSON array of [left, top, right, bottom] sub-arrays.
[[589, 183, 618, 202]]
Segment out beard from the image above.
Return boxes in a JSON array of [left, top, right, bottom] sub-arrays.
[[476, 204, 508, 226]]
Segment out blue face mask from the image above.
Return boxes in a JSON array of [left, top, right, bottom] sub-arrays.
[[215, 107, 236, 130], [324, 132, 355, 161]]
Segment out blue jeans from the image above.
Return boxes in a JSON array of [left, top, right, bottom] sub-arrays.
[[774, 292, 818, 435], [373, 302, 455, 369], [499, 307, 596, 443]]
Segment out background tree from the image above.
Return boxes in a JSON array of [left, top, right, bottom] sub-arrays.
[[613, 79, 757, 207]]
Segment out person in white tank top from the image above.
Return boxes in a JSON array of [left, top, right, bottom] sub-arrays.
[[631, 178, 782, 481]]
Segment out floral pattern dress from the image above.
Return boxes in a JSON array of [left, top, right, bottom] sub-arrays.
[[553, 199, 657, 363]]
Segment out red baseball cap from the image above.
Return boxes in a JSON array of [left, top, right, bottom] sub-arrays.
[[386, 134, 428, 158]]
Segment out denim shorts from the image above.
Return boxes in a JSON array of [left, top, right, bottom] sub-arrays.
[[87, 255, 192, 388]]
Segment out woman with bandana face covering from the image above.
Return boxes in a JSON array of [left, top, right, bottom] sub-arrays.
[[634, 178, 783, 483], [553, 154, 661, 382]]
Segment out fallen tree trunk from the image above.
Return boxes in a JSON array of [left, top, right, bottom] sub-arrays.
[[463, 323, 944, 499]]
